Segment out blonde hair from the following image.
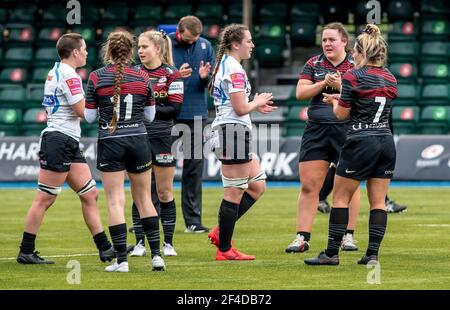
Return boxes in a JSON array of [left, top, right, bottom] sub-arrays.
[[208, 24, 249, 96], [138, 30, 174, 66], [102, 31, 135, 133], [355, 24, 388, 66], [322, 22, 351, 53]]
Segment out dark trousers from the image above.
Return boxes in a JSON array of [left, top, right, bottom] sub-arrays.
[[177, 119, 206, 226]]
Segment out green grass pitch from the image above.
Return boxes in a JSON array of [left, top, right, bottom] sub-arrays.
[[1, 187, 450, 290]]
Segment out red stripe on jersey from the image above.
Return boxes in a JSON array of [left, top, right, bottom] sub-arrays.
[[300, 73, 314, 81], [343, 71, 358, 87], [86, 102, 97, 109], [97, 81, 149, 97], [355, 87, 398, 99], [366, 67, 397, 83], [169, 94, 183, 104], [89, 72, 99, 87], [338, 99, 351, 108]]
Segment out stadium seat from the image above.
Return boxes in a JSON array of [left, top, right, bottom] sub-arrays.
[[21, 108, 47, 136], [391, 106, 419, 134], [81, 122, 98, 138], [0, 8, 7, 23], [80, 3, 99, 24], [70, 27, 96, 45], [0, 84, 26, 108], [102, 4, 129, 24], [389, 62, 418, 81], [251, 107, 286, 124], [37, 27, 65, 46], [320, 2, 347, 24], [388, 21, 418, 42], [0, 68, 28, 84], [258, 3, 287, 22], [290, 2, 319, 22], [254, 43, 285, 68], [195, 4, 223, 24], [25, 83, 44, 109], [420, 0, 448, 17], [395, 84, 419, 106], [227, 2, 243, 23], [420, 84, 450, 105], [388, 42, 419, 62], [387, 0, 414, 21], [34, 47, 59, 67], [163, 4, 192, 24], [41, 4, 68, 26], [2, 47, 33, 67], [420, 19, 449, 40], [255, 23, 286, 45], [291, 22, 317, 47], [421, 41, 448, 62], [3, 24, 34, 45], [31, 67, 50, 83], [420, 63, 449, 84], [417, 106, 450, 134], [0, 108, 21, 136], [285, 106, 308, 137], [133, 5, 163, 25], [8, 4, 37, 23]]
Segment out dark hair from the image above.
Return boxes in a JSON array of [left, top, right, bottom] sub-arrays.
[[56, 33, 84, 60], [208, 24, 249, 96], [322, 22, 350, 52], [355, 24, 388, 66], [102, 31, 135, 133], [178, 15, 203, 36]]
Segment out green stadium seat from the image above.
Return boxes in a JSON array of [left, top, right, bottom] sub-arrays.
[[0, 8, 7, 23], [255, 23, 286, 44], [2, 47, 33, 67], [391, 106, 419, 134], [421, 41, 448, 62], [21, 108, 47, 136], [420, 0, 448, 16], [163, 4, 192, 24], [41, 4, 68, 25], [388, 21, 418, 42], [70, 27, 96, 44], [8, 5, 37, 23], [26, 83, 45, 108], [227, 3, 243, 23], [285, 106, 309, 137], [37, 27, 65, 46], [255, 43, 285, 68], [420, 63, 449, 83], [291, 22, 317, 47], [195, 4, 223, 24], [388, 42, 419, 62], [31, 67, 50, 83], [81, 123, 98, 138], [0, 68, 28, 84], [290, 2, 319, 22], [387, 0, 414, 21], [133, 5, 163, 24], [102, 4, 129, 24], [4, 24, 34, 45], [420, 84, 450, 105], [420, 20, 449, 40], [0, 85, 26, 108], [396, 84, 419, 105], [417, 106, 450, 134], [80, 4, 99, 24], [251, 107, 286, 124], [0, 108, 21, 136], [258, 3, 287, 22], [320, 2, 347, 24], [34, 47, 59, 67], [389, 62, 418, 81]]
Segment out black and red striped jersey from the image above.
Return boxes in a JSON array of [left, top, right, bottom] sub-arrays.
[[135, 63, 183, 135], [86, 65, 155, 139], [299, 53, 354, 123], [339, 66, 398, 139]]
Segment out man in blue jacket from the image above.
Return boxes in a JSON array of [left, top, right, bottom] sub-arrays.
[[169, 16, 215, 233]]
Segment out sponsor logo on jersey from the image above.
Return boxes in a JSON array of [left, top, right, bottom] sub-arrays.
[[47, 75, 53, 81], [156, 153, 174, 163], [42, 95, 56, 106], [230, 73, 246, 89], [168, 81, 183, 94], [66, 77, 82, 96]]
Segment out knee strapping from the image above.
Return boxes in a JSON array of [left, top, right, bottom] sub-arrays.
[[76, 179, 96, 196], [38, 183, 62, 196], [222, 175, 248, 189], [248, 171, 267, 183]]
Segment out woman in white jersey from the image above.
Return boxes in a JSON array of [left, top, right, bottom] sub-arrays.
[[207, 24, 275, 260], [17, 33, 114, 265]]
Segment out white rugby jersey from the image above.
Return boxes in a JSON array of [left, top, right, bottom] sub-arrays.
[[211, 55, 252, 129], [42, 62, 84, 141]]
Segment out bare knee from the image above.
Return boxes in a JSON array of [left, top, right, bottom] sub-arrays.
[[79, 187, 98, 206], [157, 188, 173, 202], [247, 181, 266, 200], [300, 181, 320, 196], [35, 194, 57, 211]]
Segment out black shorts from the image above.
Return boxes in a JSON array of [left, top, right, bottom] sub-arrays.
[[212, 123, 252, 165], [39, 131, 86, 172], [148, 134, 176, 167], [336, 135, 396, 180], [97, 135, 152, 173], [299, 122, 347, 164]]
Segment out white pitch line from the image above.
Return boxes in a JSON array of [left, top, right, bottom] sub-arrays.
[[417, 224, 450, 227], [0, 253, 98, 261]]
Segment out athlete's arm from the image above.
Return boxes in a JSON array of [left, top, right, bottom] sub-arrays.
[[296, 79, 327, 101], [322, 93, 350, 120], [71, 98, 86, 118]]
